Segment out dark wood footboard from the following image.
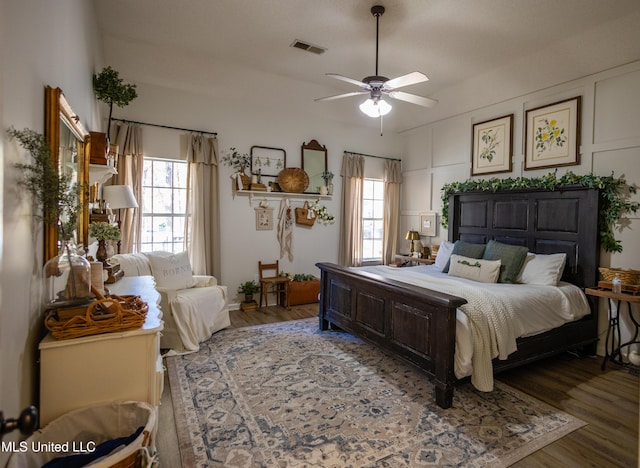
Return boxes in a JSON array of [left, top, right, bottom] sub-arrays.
[[316, 186, 602, 409], [316, 262, 467, 408]]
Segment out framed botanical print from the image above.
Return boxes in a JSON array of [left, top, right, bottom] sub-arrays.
[[419, 212, 437, 236], [471, 114, 513, 176], [255, 208, 273, 230], [525, 96, 581, 170]]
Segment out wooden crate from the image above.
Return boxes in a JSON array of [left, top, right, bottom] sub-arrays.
[[288, 279, 320, 306]]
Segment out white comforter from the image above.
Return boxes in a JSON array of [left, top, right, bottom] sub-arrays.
[[357, 265, 591, 391]]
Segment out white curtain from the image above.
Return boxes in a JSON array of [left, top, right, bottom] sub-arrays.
[[382, 160, 402, 265], [110, 123, 143, 254], [338, 153, 365, 266], [185, 134, 221, 278]]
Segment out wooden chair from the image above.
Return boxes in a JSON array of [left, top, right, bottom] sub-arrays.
[[258, 260, 290, 309]]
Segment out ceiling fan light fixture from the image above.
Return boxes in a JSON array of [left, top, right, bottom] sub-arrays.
[[360, 98, 392, 118]]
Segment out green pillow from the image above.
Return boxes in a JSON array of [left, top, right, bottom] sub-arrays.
[[482, 240, 529, 283], [443, 241, 486, 273]]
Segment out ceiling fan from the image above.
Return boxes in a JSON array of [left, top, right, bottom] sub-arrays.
[[315, 5, 437, 121]]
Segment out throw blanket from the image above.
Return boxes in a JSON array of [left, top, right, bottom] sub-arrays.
[[277, 198, 293, 261], [359, 266, 519, 392]]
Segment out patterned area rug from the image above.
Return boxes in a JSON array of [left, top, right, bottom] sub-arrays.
[[167, 319, 585, 467]]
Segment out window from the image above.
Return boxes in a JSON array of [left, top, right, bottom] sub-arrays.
[[140, 158, 188, 253], [362, 179, 384, 262]]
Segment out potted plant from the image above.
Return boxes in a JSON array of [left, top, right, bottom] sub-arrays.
[[93, 66, 138, 141], [238, 280, 260, 302], [321, 171, 335, 195], [284, 273, 320, 306], [221, 147, 251, 190], [89, 221, 121, 264], [9, 127, 92, 305]]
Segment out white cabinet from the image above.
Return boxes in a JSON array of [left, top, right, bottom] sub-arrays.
[[39, 276, 163, 426]]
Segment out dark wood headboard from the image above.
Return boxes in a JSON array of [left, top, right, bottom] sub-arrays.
[[448, 186, 600, 288]]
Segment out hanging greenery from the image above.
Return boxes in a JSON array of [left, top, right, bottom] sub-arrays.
[[8, 127, 80, 241], [440, 171, 639, 253]]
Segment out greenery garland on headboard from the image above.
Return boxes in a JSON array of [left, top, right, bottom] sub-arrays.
[[441, 171, 639, 253]]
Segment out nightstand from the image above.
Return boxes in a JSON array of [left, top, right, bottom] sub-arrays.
[[585, 287, 640, 370], [394, 254, 435, 267]]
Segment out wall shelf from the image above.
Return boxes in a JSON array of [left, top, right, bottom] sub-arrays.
[[89, 164, 117, 185], [236, 190, 332, 205]]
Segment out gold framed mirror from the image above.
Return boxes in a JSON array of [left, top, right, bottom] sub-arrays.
[[301, 139, 327, 194], [44, 86, 90, 262]]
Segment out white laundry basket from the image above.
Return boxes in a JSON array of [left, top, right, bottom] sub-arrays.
[[7, 401, 157, 468]]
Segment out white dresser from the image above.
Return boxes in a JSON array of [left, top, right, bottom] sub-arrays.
[[39, 276, 164, 426]]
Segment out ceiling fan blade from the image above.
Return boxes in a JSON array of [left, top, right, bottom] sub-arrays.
[[384, 72, 429, 90], [388, 91, 438, 108], [315, 91, 369, 102], [326, 73, 371, 89]]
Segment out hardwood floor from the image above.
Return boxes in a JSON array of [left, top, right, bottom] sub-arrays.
[[159, 304, 638, 467]]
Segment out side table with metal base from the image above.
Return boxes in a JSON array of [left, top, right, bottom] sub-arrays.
[[585, 288, 640, 370]]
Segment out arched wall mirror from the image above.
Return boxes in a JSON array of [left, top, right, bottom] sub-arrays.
[[301, 139, 327, 194], [44, 86, 90, 262]]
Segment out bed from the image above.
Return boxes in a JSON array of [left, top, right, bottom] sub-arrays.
[[316, 186, 600, 408]]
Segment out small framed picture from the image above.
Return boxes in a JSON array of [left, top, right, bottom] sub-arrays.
[[420, 212, 437, 236], [471, 114, 513, 176], [250, 146, 286, 177], [255, 208, 273, 230], [525, 96, 581, 170]]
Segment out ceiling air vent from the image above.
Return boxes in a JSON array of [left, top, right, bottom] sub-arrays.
[[290, 39, 326, 55]]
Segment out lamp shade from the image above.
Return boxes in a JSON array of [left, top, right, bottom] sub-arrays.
[[359, 98, 392, 118], [102, 184, 138, 209], [405, 230, 420, 241]]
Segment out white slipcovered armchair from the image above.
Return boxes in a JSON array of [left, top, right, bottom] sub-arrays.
[[110, 251, 230, 355]]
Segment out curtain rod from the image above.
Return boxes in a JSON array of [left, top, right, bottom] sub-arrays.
[[111, 118, 217, 136], [344, 150, 401, 162]]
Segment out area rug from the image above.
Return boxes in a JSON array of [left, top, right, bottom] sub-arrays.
[[167, 318, 585, 467]]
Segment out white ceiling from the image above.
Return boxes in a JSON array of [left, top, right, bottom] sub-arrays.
[[94, 0, 640, 133]]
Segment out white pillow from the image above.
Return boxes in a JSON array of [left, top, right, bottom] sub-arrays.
[[448, 254, 501, 283], [146, 251, 196, 290], [110, 253, 152, 276], [516, 253, 566, 286], [434, 240, 455, 271]]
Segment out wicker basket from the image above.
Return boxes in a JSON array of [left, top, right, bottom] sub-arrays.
[[599, 267, 640, 285], [45, 287, 148, 340], [278, 168, 309, 193]]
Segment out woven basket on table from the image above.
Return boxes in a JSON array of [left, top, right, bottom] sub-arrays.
[[278, 168, 309, 193], [599, 267, 640, 285], [45, 287, 149, 340]]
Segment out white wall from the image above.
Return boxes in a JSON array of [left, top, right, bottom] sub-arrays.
[[0, 0, 102, 458], [113, 82, 402, 306], [400, 61, 640, 355]]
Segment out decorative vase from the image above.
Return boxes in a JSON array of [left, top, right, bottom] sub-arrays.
[[319, 185, 328, 196], [238, 169, 251, 190], [244, 293, 254, 303], [43, 243, 92, 308], [327, 182, 334, 196], [96, 240, 109, 265]]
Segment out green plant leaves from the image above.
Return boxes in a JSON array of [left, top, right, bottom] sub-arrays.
[[441, 171, 639, 253], [9, 127, 81, 240], [93, 66, 138, 107]]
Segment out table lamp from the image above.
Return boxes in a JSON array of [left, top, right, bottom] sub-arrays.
[[102, 184, 138, 254], [405, 230, 420, 255]]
